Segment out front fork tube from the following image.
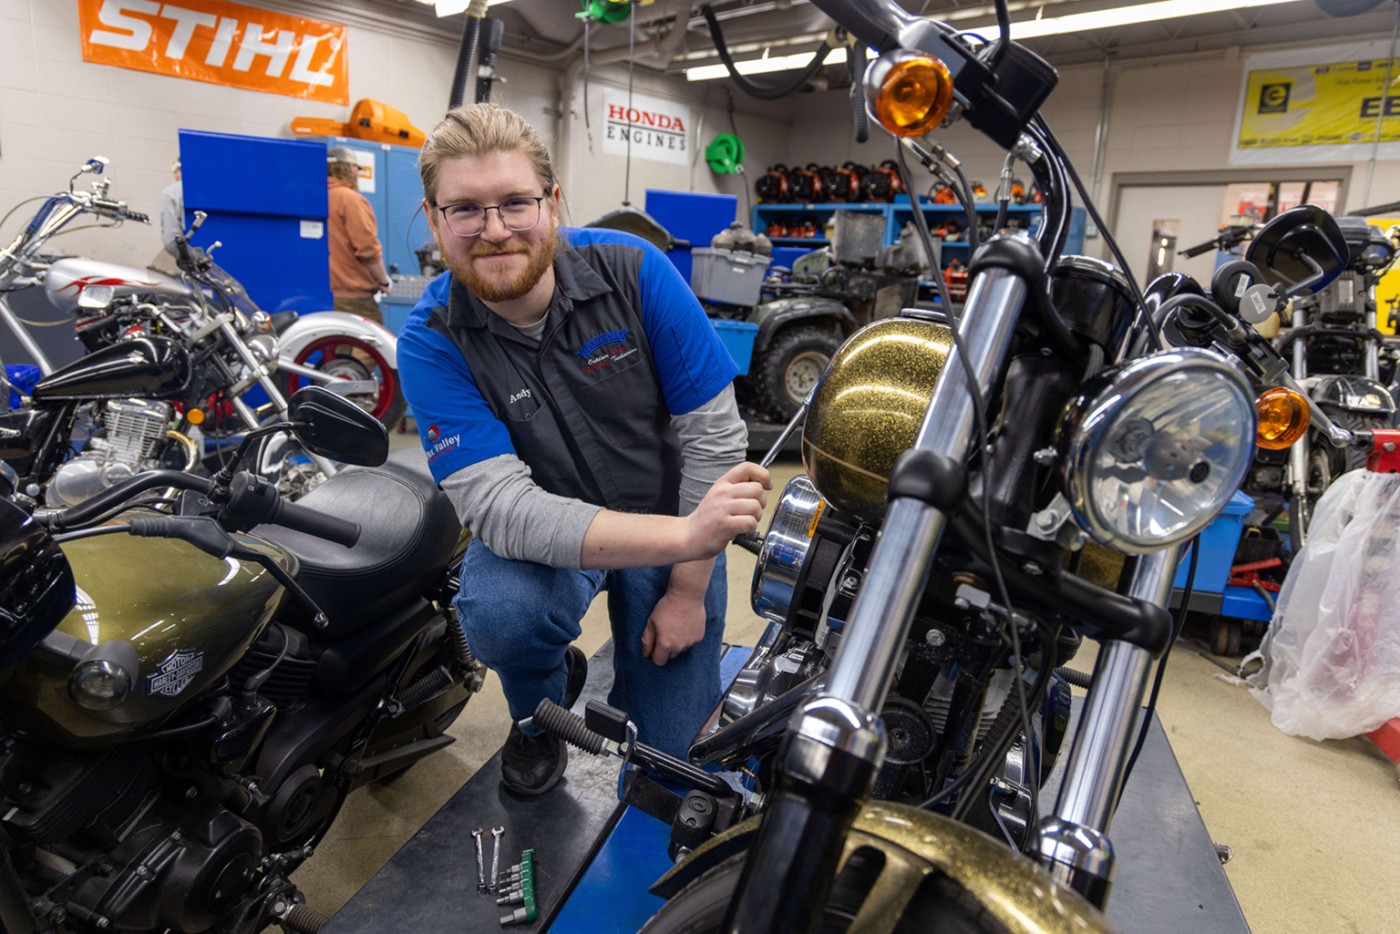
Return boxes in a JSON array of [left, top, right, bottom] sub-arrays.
[[723, 237, 1035, 934], [220, 321, 339, 479], [1034, 547, 1176, 906]]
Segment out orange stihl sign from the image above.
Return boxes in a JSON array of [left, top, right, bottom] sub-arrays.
[[79, 0, 348, 105]]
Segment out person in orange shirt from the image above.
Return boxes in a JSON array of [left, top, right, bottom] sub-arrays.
[[327, 146, 391, 322]]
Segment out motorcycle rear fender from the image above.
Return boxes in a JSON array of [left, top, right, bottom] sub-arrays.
[[649, 802, 1112, 932], [752, 297, 854, 354], [277, 310, 399, 370], [1312, 374, 1396, 413]]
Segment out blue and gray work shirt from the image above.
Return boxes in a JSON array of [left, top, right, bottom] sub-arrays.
[[399, 227, 741, 533]]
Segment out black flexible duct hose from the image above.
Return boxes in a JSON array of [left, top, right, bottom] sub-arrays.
[[474, 17, 505, 104], [701, 5, 832, 100], [1054, 666, 1094, 689], [450, 15, 482, 109], [848, 42, 869, 144]]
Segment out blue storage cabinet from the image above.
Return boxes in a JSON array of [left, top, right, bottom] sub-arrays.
[[179, 130, 332, 313], [644, 189, 737, 282]]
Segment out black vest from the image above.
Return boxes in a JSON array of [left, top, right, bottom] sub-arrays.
[[426, 241, 682, 515]]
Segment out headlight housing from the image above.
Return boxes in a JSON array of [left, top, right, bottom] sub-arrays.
[[1058, 349, 1256, 554]]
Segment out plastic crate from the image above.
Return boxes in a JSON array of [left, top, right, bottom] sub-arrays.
[[1173, 490, 1254, 593], [711, 319, 758, 374], [691, 247, 770, 307]]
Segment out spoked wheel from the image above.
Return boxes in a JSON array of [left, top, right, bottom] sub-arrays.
[[286, 336, 406, 428], [641, 805, 1111, 934]]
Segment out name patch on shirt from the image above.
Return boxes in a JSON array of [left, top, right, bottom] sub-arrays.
[[576, 328, 639, 377]]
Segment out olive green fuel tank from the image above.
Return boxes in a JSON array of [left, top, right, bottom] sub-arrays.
[[0, 531, 290, 749]]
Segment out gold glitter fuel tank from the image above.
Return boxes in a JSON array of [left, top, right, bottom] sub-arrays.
[[801, 316, 955, 519]]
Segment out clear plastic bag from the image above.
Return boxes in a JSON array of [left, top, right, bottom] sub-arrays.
[[1246, 469, 1400, 740]]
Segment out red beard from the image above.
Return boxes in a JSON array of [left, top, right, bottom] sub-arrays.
[[448, 225, 559, 303]]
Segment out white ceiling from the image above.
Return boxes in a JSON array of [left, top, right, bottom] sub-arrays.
[[379, 0, 1398, 74]]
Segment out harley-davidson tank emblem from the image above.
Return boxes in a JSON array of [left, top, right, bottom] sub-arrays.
[[146, 648, 204, 697]]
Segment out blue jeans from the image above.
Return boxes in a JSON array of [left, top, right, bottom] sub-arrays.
[[454, 538, 727, 760]]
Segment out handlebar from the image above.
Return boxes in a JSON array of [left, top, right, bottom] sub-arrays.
[[262, 495, 361, 548], [37, 467, 360, 548]]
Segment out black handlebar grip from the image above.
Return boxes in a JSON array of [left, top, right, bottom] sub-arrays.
[[272, 499, 361, 548], [126, 210, 151, 224]]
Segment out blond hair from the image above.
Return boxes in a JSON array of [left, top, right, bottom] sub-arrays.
[[419, 103, 557, 207]]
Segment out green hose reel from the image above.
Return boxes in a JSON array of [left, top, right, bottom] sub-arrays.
[[578, 0, 631, 24], [705, 133, 745, 174]]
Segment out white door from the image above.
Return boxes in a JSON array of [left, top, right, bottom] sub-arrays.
[[1113, 184, 1228, 288]]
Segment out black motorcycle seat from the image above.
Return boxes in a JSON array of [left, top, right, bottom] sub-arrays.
[[254, 448, 462, 639]]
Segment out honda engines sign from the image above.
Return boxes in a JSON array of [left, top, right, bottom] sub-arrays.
[[79, 0, 348, 105], [601, 90, 691, 166]]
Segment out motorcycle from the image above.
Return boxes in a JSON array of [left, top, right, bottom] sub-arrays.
[[0, 158, 405, 505], [0, 385, 483, 934], [1186, 215, 1400, 550], [517, 2, 1378, 931]]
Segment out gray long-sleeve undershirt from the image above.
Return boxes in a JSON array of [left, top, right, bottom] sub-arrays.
[[440, 383, 748, 568]]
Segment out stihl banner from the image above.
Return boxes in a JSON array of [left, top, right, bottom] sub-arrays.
[[79, 0, 348, 105]]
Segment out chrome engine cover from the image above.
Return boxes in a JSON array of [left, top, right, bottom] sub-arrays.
[[47, 398, 174, 507]]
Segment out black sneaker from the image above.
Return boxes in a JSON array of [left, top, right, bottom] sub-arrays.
[[562, 644, 588, 710], [500, 722, 567, 797], [498, 647, 589, 797]]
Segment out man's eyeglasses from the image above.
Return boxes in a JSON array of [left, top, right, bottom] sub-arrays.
[[437, 196, 546, 237]]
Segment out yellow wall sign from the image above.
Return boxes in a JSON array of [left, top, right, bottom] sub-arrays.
[[79, 0, 348, 105], [1231, 42, 1400, 165], [1238, 58, 1400, 150]]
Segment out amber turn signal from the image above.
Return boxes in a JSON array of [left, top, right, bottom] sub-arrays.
[[187, 408, 205, 426], [1255, 388, 1309, 450], [867, 50, 954, 138]]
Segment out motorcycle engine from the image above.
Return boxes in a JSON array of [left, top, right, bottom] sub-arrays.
[[47, 398, 177, 507]]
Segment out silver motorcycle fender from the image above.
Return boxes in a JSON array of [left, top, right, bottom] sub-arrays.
[[277, 310, 400, 371]]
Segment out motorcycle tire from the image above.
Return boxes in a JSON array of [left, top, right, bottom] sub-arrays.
[[640, 849, 1009, 934], [754, 325, 842, 424], [285, 337, 407, 428]]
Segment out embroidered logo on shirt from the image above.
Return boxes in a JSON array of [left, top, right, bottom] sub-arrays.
[[576, 328, 638, 376], [426, 424, 441, 442], [509, 388, 532, 404], [426, 432, 461, 463]]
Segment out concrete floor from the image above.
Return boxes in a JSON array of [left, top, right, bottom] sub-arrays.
[[295, 446, 1400, 934]]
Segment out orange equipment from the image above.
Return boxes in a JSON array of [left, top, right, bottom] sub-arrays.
[[291, 98, 426, 147]]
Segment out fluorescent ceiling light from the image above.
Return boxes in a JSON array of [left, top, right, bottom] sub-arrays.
[[685, 0, 1310, 79], [1011, 0, 1307, 38], [687, 46, 847, 82], [432, 0, 517, 15]]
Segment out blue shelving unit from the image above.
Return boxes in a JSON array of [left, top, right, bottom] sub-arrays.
[[752, 198, 1041, 269]]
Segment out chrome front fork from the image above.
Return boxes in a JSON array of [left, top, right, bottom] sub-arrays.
[[724, 233, 1035, 934], [1034, 546, 1176, 905]]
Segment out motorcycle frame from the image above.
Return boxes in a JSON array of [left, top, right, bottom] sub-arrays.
[[721, 3, 1186, 927]]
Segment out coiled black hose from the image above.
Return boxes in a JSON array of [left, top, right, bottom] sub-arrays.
[[732, 532, 763, 555], [701, 5, 832, 100], [1054, 666, 1093, 690]]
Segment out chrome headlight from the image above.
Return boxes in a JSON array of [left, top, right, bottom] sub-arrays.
[[752, 476, 827, 622], [1059, 348, 1256, 554]]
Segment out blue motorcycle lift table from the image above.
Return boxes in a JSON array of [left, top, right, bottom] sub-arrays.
[[325, 645, 1250, 933]]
